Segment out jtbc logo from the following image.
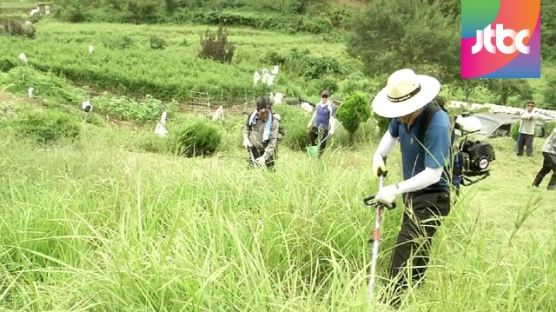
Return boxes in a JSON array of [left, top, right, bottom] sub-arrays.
[[471, 24, 530, 55]]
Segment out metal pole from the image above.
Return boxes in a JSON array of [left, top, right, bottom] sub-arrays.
[[368, 175, 385, 299]]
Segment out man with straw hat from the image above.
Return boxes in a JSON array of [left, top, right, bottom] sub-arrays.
[[370, 68, 451, 306]]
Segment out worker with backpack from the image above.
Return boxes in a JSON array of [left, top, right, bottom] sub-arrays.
[[367, 69, 496, 307], [242, 96, 281, 169], [369, 68, 452, 307]]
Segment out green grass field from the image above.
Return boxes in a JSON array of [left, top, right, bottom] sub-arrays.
[[0, 90, 555, 311], [0, 21, 355, 104], [1, 16, 555, 311]]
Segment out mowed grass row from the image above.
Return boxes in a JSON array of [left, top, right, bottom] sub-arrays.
[[1, 22, 356, 103], [0, 115, 554, 311]]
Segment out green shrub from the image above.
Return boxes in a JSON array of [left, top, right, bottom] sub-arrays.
[[150, 35, 167, 50], [0, 58, 16, 72], [11, 110, 81, 144], [199, 25, 235, 63], [272, 105, 311, 150], [336, 92, 371, 143], [136, 132, 168, 154], [545, 121, 556, 135], [315, 76, 339, 95], [1, 19, 36, 38], [511, 122, 520, 141], [169, 119, 221, 157]]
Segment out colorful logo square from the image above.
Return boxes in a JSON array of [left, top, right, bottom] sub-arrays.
[[461, 0, 541, 79]]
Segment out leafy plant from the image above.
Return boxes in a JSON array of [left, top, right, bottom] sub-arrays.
[[10, 110, 81, 144], [169, 119, 222, 157], [336, 92, 371, 144], [150, 35, 167, 50], [272, 105, 311, 150], [199, 25, 234, 63]]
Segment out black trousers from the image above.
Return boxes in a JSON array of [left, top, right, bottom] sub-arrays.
[[309, 127, 329, 156], [388, 191, 451, 297], [532, 152, 556, 190], [517, 133, 534, 156], [248, 147, 275, 168]]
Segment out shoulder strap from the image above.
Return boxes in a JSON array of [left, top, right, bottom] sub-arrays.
[[417, 102, 440, 142]]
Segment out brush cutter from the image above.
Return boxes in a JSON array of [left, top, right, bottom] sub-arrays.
[[363, 171, 396, 300]]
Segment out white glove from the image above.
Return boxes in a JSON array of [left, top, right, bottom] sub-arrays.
[[375, 184, 398, 206], [254, 157, 266, 166], [243, 137, 252, 148], [372, 153, 387, 177]]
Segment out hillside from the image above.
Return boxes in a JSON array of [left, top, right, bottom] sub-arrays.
[[0, 91, 554, 310]]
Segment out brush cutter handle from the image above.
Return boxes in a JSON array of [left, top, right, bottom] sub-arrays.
[[363, 174, 396, 209]]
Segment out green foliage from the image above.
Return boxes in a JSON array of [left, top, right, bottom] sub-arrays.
[[347, 0, 459, 83], [169, 119, 222, 157], [511, 122, 520, 141], [54, 0, 90, 22], [272, 105, 311, 150], [545, 120, 556, 135], [373, 113, 390, 136], [94, 94, 171, 122], [10, 110, 81, 143], [266, 48, 342, 79], [103, 34, 135, 49], [314, 76, 338, 95], [336, 92, 370, 143], [149, 35, 167, 49], [1, 19, 36, 38], [0, 67, 87, 103], [541, 1, 556, 61], [542, 73, 556, 109], [486, 79, 533, 106], [136, 132, 168, 153], [199, 25, 235, 63], [0, 57, 16, 72], [126, 0, 162, 24]]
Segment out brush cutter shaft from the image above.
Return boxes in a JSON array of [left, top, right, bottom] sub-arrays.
[[368, 205, 383, 298], [367, 175, 386, 299]]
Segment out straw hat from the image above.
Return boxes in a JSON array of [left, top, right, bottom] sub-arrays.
[[372, 69, 440, 118]]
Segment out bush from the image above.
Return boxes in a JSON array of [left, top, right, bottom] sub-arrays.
[[545, 121, 556, 135], [1, 19, 36, 38], [315, 76, 339, 95], [336, 92, 371, 143], [272, 105, 311, 150], [511, 122, 520, 141], [11, 110, 81, 144], [136, 132, 168, 154], [150, 35, 167, 50], [199, 25, 235, 63], [169, 119, 221, 157], [0, 58, 16, 72]]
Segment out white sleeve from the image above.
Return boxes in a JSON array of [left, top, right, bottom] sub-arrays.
[[395, 167, 444, 194], [375, 131, 397, 158]]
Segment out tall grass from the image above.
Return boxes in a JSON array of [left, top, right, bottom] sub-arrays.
[[0, 117, 555, 311]]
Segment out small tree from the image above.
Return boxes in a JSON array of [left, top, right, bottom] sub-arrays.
[[199, 25, 235, 63], [486, 79, 532, 105], [336, 92, 371, 144], [543, 74, 556, 109]]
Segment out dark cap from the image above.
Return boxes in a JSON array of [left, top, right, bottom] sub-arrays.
[[256, 96, 272, 110], [321, 90, 330, 97]]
